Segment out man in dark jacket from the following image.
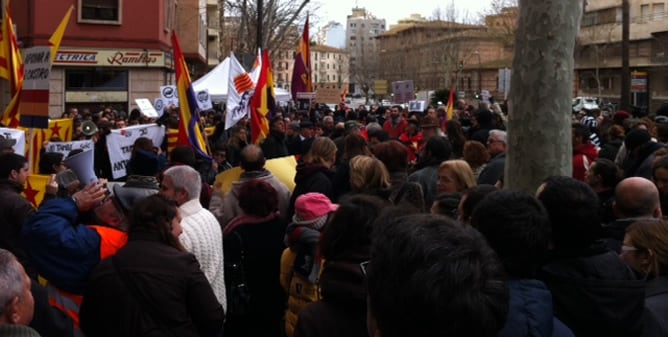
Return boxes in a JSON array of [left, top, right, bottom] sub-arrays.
[[472, 190, 574, 337], [0, 153, 36, 277], [261, 117, 289, 159], [478, 129, 506, 185], [537, 176, 657, 337], [623, 128, 664, 179]]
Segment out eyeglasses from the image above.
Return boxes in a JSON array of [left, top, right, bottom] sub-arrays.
[[620, 245, 639, 253], [359, 260, 369, 276]]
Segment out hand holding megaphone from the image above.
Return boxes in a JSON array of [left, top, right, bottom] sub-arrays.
[[71, 182, 107, 212]]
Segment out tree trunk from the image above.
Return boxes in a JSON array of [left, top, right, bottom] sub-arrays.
[[506, 0, 583, 193]]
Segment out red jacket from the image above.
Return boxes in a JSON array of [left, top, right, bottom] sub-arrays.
[[383, 118, 408, 139]]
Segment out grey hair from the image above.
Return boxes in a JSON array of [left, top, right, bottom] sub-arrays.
[[489, 129, 507, 143], [366, 122, 382, 132], [0, 249, 23, 315], [323, 115, 334, 123], [163, 165, 202, 201]]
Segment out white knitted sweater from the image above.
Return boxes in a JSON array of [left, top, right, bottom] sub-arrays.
[[179, 199, 227, 311]]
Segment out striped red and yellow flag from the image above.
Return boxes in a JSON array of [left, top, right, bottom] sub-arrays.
[[22, 174, 50, 208]]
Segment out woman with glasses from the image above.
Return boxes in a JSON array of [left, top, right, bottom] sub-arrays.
[[621, 220, 668, 334]]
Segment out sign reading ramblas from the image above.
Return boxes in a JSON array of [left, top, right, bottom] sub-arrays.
[[54, 49, 169, 67]]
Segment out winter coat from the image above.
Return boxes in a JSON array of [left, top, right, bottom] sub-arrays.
[[498, 279, 574, 337], [223, 214, 287, 337], [280, 223, 322, 337], [645, 276, 668, 335], [0, 180, 36, 277], [261, 131, 289, 160], [540, 244, 649, 337], [287, 163, 334, 219], [383, 117, 408, 139], [388, 172, 425, 211], [478, 152, 506, 185], [407, 164, 440, 208], [294, 257, 368, 337], [79, 228, 224, 337], [22, 198, 127, 295], [219, 170, 291, 227], [573, 143, 599, 181]]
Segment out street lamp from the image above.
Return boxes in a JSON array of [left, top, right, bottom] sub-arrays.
[[474, 50, 482, 95]]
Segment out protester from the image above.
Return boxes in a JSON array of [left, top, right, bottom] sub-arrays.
[[366, 212, 508, 337], [437, 159, 476, 194], [407, 136, 452, 207], [79, 194, 224, 337], [0, 249, 39, 337], [294, 195, 387, 337], [222, 180, 287, 337], [372, 140, 425, 210], [287, 137, 337, 219], [280, 193, 338, 337], [160, 165, 226, 311]]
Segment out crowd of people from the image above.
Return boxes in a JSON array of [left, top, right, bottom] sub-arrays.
[[0, 98, 668, 337]]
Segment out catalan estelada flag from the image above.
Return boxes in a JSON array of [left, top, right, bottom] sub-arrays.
[[23, 174, 50, 208], [28, 118, 73, 173], [0, 4, 23, 128], [171, 31, 210, 158], [249, 50, 275, 145], [290, 16, 312, 101]]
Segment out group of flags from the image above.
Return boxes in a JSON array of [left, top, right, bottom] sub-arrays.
[[0, 2, 73, 129]]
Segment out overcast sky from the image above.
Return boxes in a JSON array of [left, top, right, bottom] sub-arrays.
[[317, 0, 495, 27]]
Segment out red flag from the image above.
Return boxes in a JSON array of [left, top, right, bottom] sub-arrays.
[[249, 50, 275, 145], [446, 86, 455, 121]]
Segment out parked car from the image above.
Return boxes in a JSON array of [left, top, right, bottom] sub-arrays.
[[572, 97, 599, 113]]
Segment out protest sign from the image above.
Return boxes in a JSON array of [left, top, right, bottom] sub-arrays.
[[106, 124, 165, 179]]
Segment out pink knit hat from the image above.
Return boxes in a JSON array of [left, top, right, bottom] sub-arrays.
[[293, 193, 338, 227]]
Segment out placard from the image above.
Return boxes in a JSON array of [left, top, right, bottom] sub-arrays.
[[105, 124, 165, 179], [196, 89, 213, 111], [135, 98, 159, 117], [160, 85, 179, 107]]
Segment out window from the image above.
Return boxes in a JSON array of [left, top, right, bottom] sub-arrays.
[[653, 3, 665, 19], [79, 0, 122, 24], [641, 4, 650, 19], [66, 68, 128, 91]]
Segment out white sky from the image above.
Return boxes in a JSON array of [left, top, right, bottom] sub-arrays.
[[316, 0, 495, 27]]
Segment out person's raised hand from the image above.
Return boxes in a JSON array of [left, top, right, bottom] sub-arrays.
[[71, 182, 107, 212], [45, 174, 58, 195]]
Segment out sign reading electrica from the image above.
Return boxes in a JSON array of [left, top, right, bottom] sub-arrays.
[[54, 49, 168, 67]]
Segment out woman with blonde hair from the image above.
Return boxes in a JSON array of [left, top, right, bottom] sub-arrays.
[[437, 159, 476, 194], [463, 141, 490, 181], [621, 219, 668, 330], [288, 137, 337, 218], [348, 155, 391, 199]]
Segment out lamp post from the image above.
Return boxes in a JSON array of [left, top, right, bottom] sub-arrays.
[[474, 50, 482, 95]]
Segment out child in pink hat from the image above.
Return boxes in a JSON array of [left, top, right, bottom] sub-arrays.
[[280, 193, 338, 337]]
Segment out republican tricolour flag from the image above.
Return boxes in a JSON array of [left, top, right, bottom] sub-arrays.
[[249, 50, 276, 145], [225, 52, 255, 130], [291, 16, 312, 101], [171, 31, 210, 158]]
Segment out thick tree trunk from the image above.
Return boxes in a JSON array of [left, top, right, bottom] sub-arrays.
[[505, 0, 583, 193]]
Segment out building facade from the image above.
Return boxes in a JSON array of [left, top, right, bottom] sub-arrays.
[[575, 0, 668, 113], [376, 13, 514, 101], [315, 21, 346, 49], [8, 0, 209, 117], [346, 7, 386, 94], [272, 44, 349, 93]]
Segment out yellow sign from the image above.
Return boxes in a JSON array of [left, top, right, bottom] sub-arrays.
[[214, 155, 297, 194]]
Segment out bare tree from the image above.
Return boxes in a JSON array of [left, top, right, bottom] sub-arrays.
[[223, 0, 317, 60], [506, 0, 584, 193], [349, 47, 380, 104], [576, 19, 617, 98]]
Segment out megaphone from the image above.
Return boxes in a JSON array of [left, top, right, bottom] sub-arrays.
[[63, 149, 98, 186], [81, 120, 99, 137]]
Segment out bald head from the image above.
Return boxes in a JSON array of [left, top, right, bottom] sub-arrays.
[[240, 144, 265, 172], [614, 177, 662, 218]]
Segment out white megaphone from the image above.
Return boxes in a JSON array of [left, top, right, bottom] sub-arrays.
[[63, 149, 98, 186]]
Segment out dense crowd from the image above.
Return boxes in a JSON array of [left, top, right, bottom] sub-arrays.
[[0, 99, 667, 337]]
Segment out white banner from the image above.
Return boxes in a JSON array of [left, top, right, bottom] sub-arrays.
[[105, 124, 165, 179], [135, 98, 159, 118], [45, 140, 94, 157], [0, 128, 25, 155]]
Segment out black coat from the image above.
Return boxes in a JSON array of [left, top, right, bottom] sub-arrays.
[[223, 216, 287, 337], [287, 163, 334, 219], [260, 131, 289, 160], [0, 180, 36, 277], [645, 276, 668, 335], [540, 244, 649, 337], [79, 229, 224, 337]]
